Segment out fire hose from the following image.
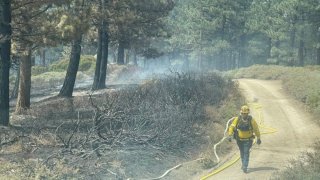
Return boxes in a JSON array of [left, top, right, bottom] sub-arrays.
[[200, 103, 277, 180]]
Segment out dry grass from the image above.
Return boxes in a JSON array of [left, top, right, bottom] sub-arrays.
[[231, 65, 320, 118], [271, 142, 320, 180]]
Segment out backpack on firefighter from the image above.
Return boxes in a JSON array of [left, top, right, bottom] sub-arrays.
[[233, 115, 254, 140]]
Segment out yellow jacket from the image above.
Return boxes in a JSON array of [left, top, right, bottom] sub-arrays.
[[228, 116, 260, 140]]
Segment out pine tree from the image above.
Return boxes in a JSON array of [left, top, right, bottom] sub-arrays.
[[12, 0, 62, 113], [0, 0, 12, 126], [58, 0, 91, 97]]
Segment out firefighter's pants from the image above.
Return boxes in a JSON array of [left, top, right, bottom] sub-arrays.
[[237, 139, 253, 169]]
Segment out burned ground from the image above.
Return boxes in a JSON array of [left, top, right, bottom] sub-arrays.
[[1, 72, 240, 179]]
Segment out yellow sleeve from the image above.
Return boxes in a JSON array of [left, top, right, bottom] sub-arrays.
[[228, 117, 238, 136], [251, 119, 261, 138]]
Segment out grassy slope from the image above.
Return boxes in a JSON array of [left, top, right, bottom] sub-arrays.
[[230, 64, 320, 179]]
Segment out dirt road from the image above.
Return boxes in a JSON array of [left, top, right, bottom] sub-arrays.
[[199, 79, 320, 180]]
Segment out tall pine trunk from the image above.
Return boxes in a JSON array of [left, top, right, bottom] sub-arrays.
[[184, 52, 190, 71], [11, 66, 19, 99], [317, 31, 320, 65], [239, 35, 247, 67], [198, 30, 202, 71], [133, 48, 137, 65], [117, 40, 125, 65], [15, 10, 33, 114], [289, 23, 296, 66], [40, 48, 46, 66], [219, 15, 226, 70], [15, 48, 32, 114], [92, 26, 103, 90], [266, 37, 272, 61], [0, 0, 11, 126], [98, 20, 108, 89], [317, 48, 320, 65], [298, 30, 305, 67], [59, 34, 82, 97], [92, 0, 108, 90]]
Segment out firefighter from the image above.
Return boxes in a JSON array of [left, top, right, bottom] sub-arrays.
[[228, 105, 261, 173]]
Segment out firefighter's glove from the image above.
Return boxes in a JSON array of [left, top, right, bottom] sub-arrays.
[[257, 139, 261, 145]]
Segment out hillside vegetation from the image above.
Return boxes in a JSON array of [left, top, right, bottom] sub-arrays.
[[231, 65, 320, 179], [26, 55, 140, 90]]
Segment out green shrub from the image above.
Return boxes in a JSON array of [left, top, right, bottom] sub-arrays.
[[233, 64, 289, 80], [282, 68, 320, 112], [32, 71, 66, 88], [32, 66, 49, 76], [48, 55, 95, 72], [79, 55, 95, 71], [306, 91, 320, 110], [49, 58, 69, 72]]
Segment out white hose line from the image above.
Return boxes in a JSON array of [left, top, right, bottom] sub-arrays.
[[149, 164, 182, 180], [144, 158, 204, 180], [213, 117, 235, 163], [144, 117, 234, 180]]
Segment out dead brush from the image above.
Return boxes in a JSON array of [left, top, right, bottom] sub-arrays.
[[90, 92, 125, 145], [89, 72, 235, 150]]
